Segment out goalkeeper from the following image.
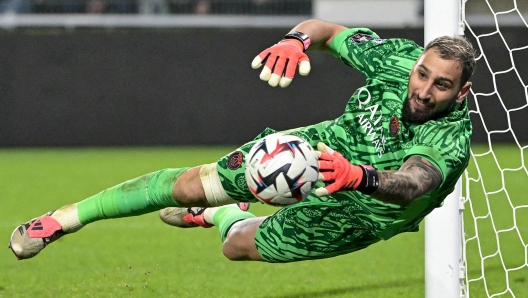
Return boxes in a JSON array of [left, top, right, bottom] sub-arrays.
[[9, 19, 476, 263]]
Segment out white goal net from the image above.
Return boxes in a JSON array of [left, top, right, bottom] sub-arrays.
[[462, 0, 528, 297]]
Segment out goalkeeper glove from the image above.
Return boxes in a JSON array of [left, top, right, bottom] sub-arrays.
[[315, 142, 379, 196], [251, 39, 311, 88]]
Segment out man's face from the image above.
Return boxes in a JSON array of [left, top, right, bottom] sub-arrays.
[[404, 48, 471, 124]]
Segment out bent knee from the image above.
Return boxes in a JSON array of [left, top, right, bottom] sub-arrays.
[[172, 167, 207, 206], [173, 164, 236, 207], [221, 219, 264, 261]]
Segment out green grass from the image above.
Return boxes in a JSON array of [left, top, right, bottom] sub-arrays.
[[0, 145, 525, 297]]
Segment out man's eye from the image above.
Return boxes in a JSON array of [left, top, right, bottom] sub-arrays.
[[437, 82, 448, 89]]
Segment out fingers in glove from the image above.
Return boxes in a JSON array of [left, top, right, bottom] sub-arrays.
[[317, 170, 336, 182], [279, 77, 292, 88], [260, 66, 272, 82], [253, 51, 274, 81], [252, 48, 272, 68], [251, 55, 264, 69], [315, 183, 340, 196], [268, 73, 281, 87], [298, 59, 311, 76], [278, 60, 296, 88], [317, 152, 335, 162], [283, 58, 298, 80], [317, 142, 335, 155], [268, 56, 288, 87], [323, 182, 343, 195], [280, 56, 309, 88], [259, 53, 278, 81], [315, 187, 330, 196], [318, 160, 335, 171]]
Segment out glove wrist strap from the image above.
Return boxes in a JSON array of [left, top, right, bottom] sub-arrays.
[[283, 31, 311, 52], [356, 165, 379, 195]]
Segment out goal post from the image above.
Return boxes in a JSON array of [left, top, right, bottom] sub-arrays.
[[423, 0, 465, 297], [424, 1, 528, 297]]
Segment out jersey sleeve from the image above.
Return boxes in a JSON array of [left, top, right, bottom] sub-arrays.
[[403, 109, 472, 191], [378, 113, 471, 240], [329, 28, 423, 82]]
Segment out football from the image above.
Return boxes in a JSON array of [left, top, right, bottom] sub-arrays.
[[245, 133, 319, 206]]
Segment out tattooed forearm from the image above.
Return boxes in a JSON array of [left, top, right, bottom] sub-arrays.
[[370, 156, 442, 206]]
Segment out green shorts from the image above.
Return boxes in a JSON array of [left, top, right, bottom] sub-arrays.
[[215, 121, 395, 263], [253, 197, 382, 263]]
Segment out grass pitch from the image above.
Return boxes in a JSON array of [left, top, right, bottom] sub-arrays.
[[0, 145, 525, 297]]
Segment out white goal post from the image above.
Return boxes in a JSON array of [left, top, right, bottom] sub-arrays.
[[425, 0, 528, 297], [424, 0, 465, 297]]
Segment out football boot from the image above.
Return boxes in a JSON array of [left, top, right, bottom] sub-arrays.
[[9, 211, 64, 260], [159, 202, 250, 228]]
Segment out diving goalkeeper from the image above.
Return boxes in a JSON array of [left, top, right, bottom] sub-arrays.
[[9, 19, 476, 263]]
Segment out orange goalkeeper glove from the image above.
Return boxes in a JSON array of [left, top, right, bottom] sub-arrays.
[[315, 142, 379, 196], [251, 39, 311, 88]]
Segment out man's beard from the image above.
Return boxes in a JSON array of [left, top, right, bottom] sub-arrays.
[[402, 94, 452, 124]]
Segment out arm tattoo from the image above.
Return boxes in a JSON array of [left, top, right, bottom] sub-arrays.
[[370, 156, 442, 206]]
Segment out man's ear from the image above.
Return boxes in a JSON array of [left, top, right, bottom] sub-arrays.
[[456, 81, 472, 103]]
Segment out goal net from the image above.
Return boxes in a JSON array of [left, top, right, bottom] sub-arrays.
[[462, 0, 528, 297]]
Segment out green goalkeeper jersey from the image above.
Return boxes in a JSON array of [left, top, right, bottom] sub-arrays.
[[217, 28, 472, 246], [324, 28, 472, 239]]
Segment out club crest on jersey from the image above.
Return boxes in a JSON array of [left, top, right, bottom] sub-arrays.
[[350, 33, 385, 44], [227, 151, 244, 170], [390, 116, 400, 137]]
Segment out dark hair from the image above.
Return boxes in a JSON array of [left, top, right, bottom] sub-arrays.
[[424, 36, 477, 86]]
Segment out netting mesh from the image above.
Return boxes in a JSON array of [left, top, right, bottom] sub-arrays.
[[462, 0, 528, 297]]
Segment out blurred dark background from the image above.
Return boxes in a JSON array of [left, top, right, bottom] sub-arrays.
[[0, 26, 525, 146]]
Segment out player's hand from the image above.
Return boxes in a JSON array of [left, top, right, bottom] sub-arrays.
[[251, 39, 311, 88], [314, 142, 365, 196]]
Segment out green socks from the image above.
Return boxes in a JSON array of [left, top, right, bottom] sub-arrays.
[[77, 168, 188, 225], [211, 206, 256, 242], [54, 166, 256, 242]]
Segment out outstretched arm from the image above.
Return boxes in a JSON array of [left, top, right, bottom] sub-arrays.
[[371, 156, 442, 206], [316, 143, 442, 206], [289, 19, 348, 52]]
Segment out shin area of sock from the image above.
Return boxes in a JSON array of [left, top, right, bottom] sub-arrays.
[[212, 206, 256, 242], [77, 168, 188, 225]]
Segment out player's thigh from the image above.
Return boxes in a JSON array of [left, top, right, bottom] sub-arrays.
[[254, 202, 381, 263], [216, 122, 334, 202]]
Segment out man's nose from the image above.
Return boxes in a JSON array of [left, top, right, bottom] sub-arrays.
[[417, 81, 433, 101]]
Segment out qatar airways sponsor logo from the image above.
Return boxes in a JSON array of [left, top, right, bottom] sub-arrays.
[[356, 87, 386, 158]]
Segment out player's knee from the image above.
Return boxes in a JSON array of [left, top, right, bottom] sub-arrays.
[[222, 243, 244, 261], [222, 228, 251, 261], [172, 167, 208, 207], [222, 221, 262, 261], [173, 163, 236, 207]]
